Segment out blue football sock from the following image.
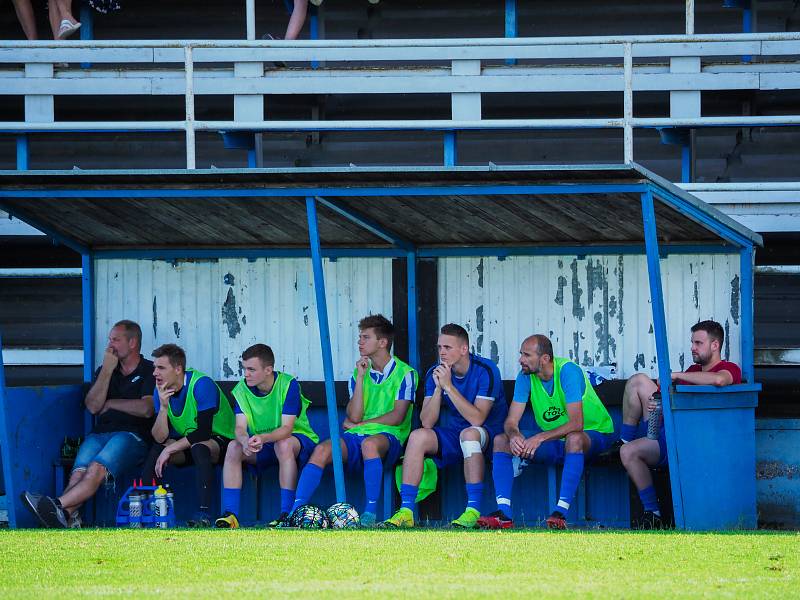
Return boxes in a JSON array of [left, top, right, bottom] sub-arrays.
[[362, 457, 382, 515], [466, 482, 483, 511], [400, 483, 418, 513], [620, 423, 639, 443], [292, 463, 323, 512], [221, 487, 241, 516], [638, 485, 661, 515], [492, 451, 514, 519], [555, 452, 585, 513], [279, 488, 295, 515]]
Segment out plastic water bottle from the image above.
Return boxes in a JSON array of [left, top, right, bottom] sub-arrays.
[[128, 493, 142, 528], [154, 486, 169, 529], [647, 392, 663, 440]]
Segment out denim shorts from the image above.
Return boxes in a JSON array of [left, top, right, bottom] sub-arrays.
[[73, 431, 148, 479]]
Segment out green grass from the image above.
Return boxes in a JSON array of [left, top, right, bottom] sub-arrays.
[[0, 529, 798, 598]]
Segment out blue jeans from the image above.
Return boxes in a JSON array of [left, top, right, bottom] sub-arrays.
[[73, 431, 148, 480]]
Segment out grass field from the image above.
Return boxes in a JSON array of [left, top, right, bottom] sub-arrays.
[[0, 529, 798, 598]]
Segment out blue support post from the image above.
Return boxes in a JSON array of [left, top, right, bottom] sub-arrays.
[[504, 0, 517, 66], [80, 2, 94, 69], [305, 196, 346, 503], [742, 4, 753, 63], [0, 331, 16, 527], [15, 135, 29, 170], [640, 190, 685, 529], [310, 5, 320, 70], [247, 149, 257, 168], [740, 245, 754, 383], [443, 131, 457, 167], [681, 143, 692, 183], [81, 253, 95, 435], [406, 250, 419, 371]]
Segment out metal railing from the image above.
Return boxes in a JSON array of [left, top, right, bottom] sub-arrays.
[[2, 32, 800, 169]]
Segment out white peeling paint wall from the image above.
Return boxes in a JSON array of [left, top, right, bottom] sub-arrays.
[[438, 254, 742, 380], [94, 258, 393, 380]]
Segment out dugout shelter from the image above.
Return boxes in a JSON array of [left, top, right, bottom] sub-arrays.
[[0, 162, 762, 529]]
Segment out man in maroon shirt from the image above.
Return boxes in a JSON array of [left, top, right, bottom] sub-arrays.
[[617, 320, 741, 528]]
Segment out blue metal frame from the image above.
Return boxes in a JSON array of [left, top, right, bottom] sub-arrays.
[[0, 183, 649, 199], [79, 1, 94, 69], [504, 0, 517, 66], [309, 5, 320, 70], [0, 203, 89, 255], [680, 144, 692, 184], [406, 250, 419, 371], [640, 189, 685, 529], [443, 132, 457, 167], [647, 184, 754, 249], [81, 253, 95, 436], [0, 331, 15, 527], [305, 196, 346, 502], [739, 245, 754, 383], [315, 196, 414, 250], [89, 243, 737, 262], [15, 135, 28, 170]]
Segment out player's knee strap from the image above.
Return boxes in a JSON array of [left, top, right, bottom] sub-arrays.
[[460, 427, 488, 458]]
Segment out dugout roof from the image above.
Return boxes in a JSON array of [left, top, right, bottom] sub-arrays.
[[0, 163, 762, 253]]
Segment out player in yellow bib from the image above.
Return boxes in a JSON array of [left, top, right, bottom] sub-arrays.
[[291, 314, 418, 526], [478, 334, 615, 530], [215, 344, 319, 529], [142, 343, 234, 527]]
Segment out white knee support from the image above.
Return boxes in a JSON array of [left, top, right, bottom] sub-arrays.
[[460, 427, 488, 458]]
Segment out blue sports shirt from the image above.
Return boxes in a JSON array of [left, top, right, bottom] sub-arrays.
[[424, 353, 508, 433]]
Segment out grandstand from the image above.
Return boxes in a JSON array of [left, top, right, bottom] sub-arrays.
[[1, 0, 798, 529]]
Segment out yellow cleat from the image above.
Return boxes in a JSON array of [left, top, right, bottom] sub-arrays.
[[214, 512, 240, 529], [381, 507, 414, 529]]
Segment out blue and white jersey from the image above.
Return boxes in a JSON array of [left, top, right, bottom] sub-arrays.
[[348, 357, 416, 402], [424, 353, 507, 433]]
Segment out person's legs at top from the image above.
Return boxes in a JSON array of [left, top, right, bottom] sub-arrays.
[[11, 0, 38, 40], [284, 0, 308, 40]]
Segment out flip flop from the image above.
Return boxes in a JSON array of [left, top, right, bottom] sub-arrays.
[[57, 19, 81, 40]]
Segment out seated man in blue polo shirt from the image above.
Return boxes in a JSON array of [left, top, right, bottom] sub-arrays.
[[384, 323, 507, 528]]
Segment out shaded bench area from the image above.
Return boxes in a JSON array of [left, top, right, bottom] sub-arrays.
[[0, 164, 762, 529]]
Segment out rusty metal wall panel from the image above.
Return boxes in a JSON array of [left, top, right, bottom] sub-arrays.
[[93, 258, 393, 380], [438, 254, 742, 379]]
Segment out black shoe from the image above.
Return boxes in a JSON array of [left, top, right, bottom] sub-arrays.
[[266, 511, 290, 528], [21, 492, 67, 528], [637, 510, 664, 530], [187, 512, 212, 528]]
